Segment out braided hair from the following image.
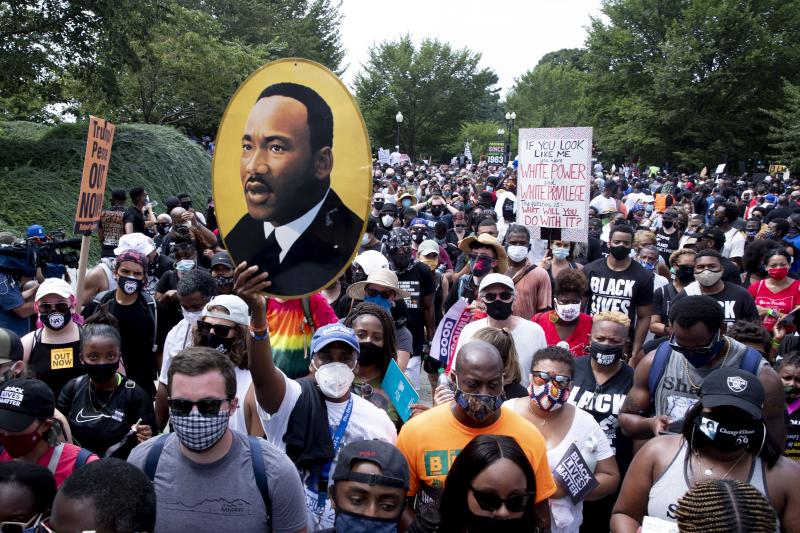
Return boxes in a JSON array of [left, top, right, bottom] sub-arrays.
[[343, 302, 397, 379], [675, 479, 777, 533]]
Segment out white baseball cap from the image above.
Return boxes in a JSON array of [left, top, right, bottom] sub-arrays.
[[478, 273, 515, 293], [35, 278, 74, 301], [202, 295, 250, 326], [114, 233, 155, 256]]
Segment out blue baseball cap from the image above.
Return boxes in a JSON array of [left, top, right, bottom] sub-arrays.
[[311, 324, 360, 355], [26, 225, 44, 238]]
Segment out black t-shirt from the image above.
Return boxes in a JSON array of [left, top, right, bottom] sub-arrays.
[[123, 206, 147, 234], [58, 374, 157, 457], [655, 228, 681, 262], [785, 407, 800, 462], [584, 258, 654, 330], [396, 262, 434, 354], [652, 283, 679, 323], [672, 283, 759, 325], [721, 257, 742, 285]]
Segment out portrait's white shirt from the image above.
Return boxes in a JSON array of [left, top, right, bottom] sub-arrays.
[[263, 189, 329, 262]]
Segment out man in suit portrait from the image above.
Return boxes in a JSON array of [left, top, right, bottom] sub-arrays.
[[223, 82, 364, 296]]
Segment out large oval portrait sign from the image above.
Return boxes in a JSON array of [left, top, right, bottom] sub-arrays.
[[213, 58, 371, 297]]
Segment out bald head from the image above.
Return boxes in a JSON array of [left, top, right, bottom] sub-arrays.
[[170, 207, 186, 224], [454, 340, 503, 377]]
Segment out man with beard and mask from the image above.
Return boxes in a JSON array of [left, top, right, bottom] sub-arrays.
[[154, 270, 217, 430], [691, 226, 742, 285], [316, 439, 409, 533], [619, 295, 785, 451], [569, 311, 635, 530], [82, 251, 160, 398], [504, 224, 551, 319], [452, 274, 546, 388], [385, 228, 435, 386], [583, 224, 654, 365], [20, 279, 84, 401], [654, 208, 682, 263], [210, 251, 235, 295], [396, 340, 555, 531], [129, 348, 308, 532], [223, 82, 363, 297], [237, 263, 396, 531]]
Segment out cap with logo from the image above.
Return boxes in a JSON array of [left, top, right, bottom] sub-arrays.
[[700, 367, 764, 419], [0, 378, 55, 432], [202, 295, 250, 326], [311, 324, 360, 355], [26, 225, 45, 238], [0, 328, 23, 365], [333, 439, 410, 490]]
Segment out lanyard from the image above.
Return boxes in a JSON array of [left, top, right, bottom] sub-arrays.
[[316, 396, 353, 509]]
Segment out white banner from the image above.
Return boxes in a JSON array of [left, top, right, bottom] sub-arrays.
[[430, 299, 474, 370], [378, 148, 390, 165]]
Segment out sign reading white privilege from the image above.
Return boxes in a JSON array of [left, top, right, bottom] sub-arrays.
[[517, 127, 592, 241]]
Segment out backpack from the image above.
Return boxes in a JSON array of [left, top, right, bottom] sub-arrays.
[[143, 434, 272, 528], [654, 193, 673, 213], [93, 289, 158, 352], [301, 297, 316, 333]]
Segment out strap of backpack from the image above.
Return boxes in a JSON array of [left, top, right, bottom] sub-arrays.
[[75, 447, 94, 468], [143, 434, 171, 481], [248, 436, 272, 529], [301, 297, 316, 332], [648, 340, 673, 399]]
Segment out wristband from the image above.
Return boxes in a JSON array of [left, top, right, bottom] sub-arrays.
[[771, 338, 781, 348], [248, 323, 268, 332], [250, 328, 269, 341]]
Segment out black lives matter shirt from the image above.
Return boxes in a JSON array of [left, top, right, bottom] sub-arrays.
[[672, 282, 759, 325], [396, 262, 434, 354], [584, 258, 654, 331]]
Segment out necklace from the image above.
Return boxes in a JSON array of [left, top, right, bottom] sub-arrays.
[[683, 338, 730, 390], [87, 378, 118, 413], [693, 449, 748, 481], [528, 400, 547, 426]]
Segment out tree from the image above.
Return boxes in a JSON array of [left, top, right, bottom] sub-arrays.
[[447, 121, 504, 162], [767, 82, 800, 170], [354, 36, 499, 159]]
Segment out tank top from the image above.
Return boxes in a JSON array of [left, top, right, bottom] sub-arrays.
[[653, 337, 768, 422], [229, 367, 253, 434], [28, 329, 85, 401], [647, 441, 768, 522]]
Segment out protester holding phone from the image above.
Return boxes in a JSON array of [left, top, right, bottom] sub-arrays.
[[748, 248, 800, 332]]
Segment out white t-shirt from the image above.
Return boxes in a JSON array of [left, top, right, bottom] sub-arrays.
[[229, 367, 253, 435], [589, 195, 617, 214], [257, 371, 397, 531], [454, 317, 547, 387], [722, 227, 746, 259], [158, 319, 193, 385]]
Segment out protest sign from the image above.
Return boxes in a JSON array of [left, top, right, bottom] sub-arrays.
[[74, 116, 115, 235], [378, 148, 390, 165], [487, 141, 505, 165], [715, 163, 726, 175], [429, 299, 474, 372], [552, 442, 599, 503], [769, 164, 786, 175], [381, 359, 420, 422], [212, 58, 371, 298], [517, 127, 592, 242]]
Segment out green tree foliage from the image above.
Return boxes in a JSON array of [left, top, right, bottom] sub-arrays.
[[447, 121, 504, 161], [354, 36, 499, 158], [767, 82, 800, 170]]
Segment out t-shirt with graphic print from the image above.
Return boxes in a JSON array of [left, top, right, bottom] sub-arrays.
[[583, 258, 653, 333]]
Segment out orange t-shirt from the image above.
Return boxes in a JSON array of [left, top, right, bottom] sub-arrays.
[[396, 403, 556, 514]]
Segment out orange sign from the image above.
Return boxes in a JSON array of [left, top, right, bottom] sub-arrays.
[[74, 116, 115, 234]]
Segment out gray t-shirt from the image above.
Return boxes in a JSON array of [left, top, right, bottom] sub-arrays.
[[128, 430, 306, 533]]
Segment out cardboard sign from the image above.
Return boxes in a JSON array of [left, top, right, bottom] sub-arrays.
[[50, 347, 74, 370], [381, 359, 419, 422], [517, 127, 592, 242], [552, 442, 599, 503], [769, 164, 786, 174], [74, 116, 115, 234], [487, 141, 505, 165], [715, 163, 726, 175], [431, 299, 474, 371], [378, 148, 390, 165], [212, 58, 371, 298]]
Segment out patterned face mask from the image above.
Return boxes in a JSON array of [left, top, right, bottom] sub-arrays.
[[529, 380, 570, 412], [453, 376, 504, 422], [170, 411, 229, 452]]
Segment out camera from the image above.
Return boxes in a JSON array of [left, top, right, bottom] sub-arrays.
[[0, 230, 81, 278]]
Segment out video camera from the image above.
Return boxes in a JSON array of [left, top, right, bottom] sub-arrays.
[[0, 230, 82, 278]]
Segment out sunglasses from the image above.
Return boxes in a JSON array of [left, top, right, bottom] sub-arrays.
[[168, 398, 231, 417], [365, 288, 394, 300], [196, 321, 234, 338], [454, 224, 467, 229], [482, 291, 513, 303], [530, 371, 572, 387], [38, 302, 70, 314], [1, 514, 48, 533], [470, 487, 535, 513]]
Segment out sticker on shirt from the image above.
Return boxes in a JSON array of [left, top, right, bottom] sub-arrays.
[[50, 348, 74, 370], [399, 280, 421, 309]]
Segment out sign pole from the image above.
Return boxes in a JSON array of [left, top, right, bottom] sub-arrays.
[[75, 233, 92, 309]]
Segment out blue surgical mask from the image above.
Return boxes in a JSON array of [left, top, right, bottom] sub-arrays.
[[364, 294, 392, 310], [176, 259, 196, 272], [638, 259, 655, 272]]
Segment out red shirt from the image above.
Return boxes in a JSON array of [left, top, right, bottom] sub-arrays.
[[532, 311, 593, 356], [747, 279, 800, 331], [0, 443, 98, 488]]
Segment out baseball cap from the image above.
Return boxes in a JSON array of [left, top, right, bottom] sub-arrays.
[[693, 225, 725, 245], [26, 225, 44, 238], [418, 240, 439, 257], [311, 324, 360, 355], [35, 278, 74, 301], [114, 232, 156, 256], [380, 204, 397, 215], [210, 251, 235, 270], [700, 368, 764, 419], [333, 439, 410, 490], [0, 378, 55, 432], [202, 295, 249, 326], [0, 328, 23, 364], [478, 273, 515, 293], [354, 250, 389, 275]]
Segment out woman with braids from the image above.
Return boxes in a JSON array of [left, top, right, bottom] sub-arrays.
[[674, 479, 777, 533], [57, 306, 156, 458], [776, 352, 800, 461], [611, 367, 800, 532], [343, 302, 401, 426], [438, 435, 544, 533], [533, 269, 593, 357]]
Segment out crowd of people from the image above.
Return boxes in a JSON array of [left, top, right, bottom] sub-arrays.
[[1, 156, 800, 533]]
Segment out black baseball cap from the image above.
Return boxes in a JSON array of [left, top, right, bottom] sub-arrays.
[[692, 225, 725, 245], [333, 439, 410, 490], [700, 368, 764, 418], [380, 204, 398, 215], [0, 328, 23, 364], [0, 378, 55, 432], [210, 251, 234, 270]]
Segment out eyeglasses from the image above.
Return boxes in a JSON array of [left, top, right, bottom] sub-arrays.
[[470, 487, 536, 513], [530, 370, 572, 388], [38, 302, 70, 314], [168, 398, 231, 417], [482, 291, 513, 303], [1, 514, 45, 533], [455, 224, 467, 229], [365, 288, 394, 300], [196, 321, 234, 338]]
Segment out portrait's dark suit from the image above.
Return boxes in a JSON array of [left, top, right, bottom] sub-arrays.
[[224, 188, 363, 296]]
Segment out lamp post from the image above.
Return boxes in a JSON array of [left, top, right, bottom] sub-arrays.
[[504, 111, 516, 164], [395, 111, 403, 152]]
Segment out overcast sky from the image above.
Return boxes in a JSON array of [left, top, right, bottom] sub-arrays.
[[339, 0, 605, 96]]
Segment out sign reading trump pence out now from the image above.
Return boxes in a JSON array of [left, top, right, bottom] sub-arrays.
[[74, 117, 115, 235]]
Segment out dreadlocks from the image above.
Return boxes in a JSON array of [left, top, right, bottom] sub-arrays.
[[343, 302, 397, 379], [675, 479, 777, 533]]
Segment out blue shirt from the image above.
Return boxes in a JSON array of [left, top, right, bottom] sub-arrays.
[[0, 273, 29, 337]]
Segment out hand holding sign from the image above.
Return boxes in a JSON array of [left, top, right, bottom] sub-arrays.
[[552, 443, 599, 503]]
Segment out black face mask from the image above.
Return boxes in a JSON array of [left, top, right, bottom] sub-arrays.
[[373, 201, 384, 211], [609, 245, 631, 260], [85, 362, 118, 384], [485, 300, 513, 320], [710, 216, 724, 226], [156, 224, 170, 236], [694, 413, 763, 454], [662, 220, 674, 229], [358, 342, 384, 367], [430, 206, 443, 217], [390, 253, 412, 270], [674, 265, 695, 283], [411, 232, 426, 244], [199, 331, 236, 354], [589, 341, 624, 366], [119, 276, 143, 295], [41, 311, 71, 331]]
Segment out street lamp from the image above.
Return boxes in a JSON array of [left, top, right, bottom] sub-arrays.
[[395, 111, 403, 152], [504, 111, 516, 164]]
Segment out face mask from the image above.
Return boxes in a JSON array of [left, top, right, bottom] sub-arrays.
[[662, 220, 674, 229], [486, 186, 493, 192], [156, 224, 170, 236], [710, 216, 724, 226], [454, 377, 504, 422], [588, 227, 601, 239], [314, 361, 356, 399], [763, 231, 776, 240], [589, 341, 624, 366], [182, 307, 203, 325], [390, 253, 411, 270], [695, 414, 762, 454], [609, 245, 631, 260], [530, 381, 570, 411], [746, 230, 758, 238], [411, 232, 425, 244], [358, 342, 384, 367], [768, 266, 789, 280], [215, 275, 234, 289], [555, 303, 581, 322], [41, 310, 70, 331], [465, 514, 529, 533], [430, 206, 443, 217], [199, 331, 235, 354], [645, 205, 654, 215], [170, 411, 229, 452], [401, 199, 412, 208], [674, 331, 724, 368], [506, 245, 528, 263], [784, 383, 800, 401], [361, 234, 370, 246], [119, 275, 142, 295], [485, 300, 513, 321], [638, 259, 655, 272], [373, 201, 384, 211], [695, 269, 723, 287], [334, 511, 398, 533], [0, 425, 43, 458], [471, 256, 494, 277], [381, 215, 395, 227], [673, 265, 695, 284], [364, 294, 392, 310], [420, 257, 438, 270], [176, 259, 196, 272], [552, 247, 570, 260], [85, 362, 118, 383]]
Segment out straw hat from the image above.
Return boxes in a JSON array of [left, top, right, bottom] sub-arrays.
[[457, 234, 508, 273], [347, 269, 410, 300]]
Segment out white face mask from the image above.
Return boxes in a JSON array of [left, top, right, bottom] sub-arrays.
[[381, 215, 394, 227], [313, 361, 356, 399], [695, 270, 723, 287], [182, 308, 202, 325], [361, 234, 370, 246], [555, 303, 581, 322], [506, 245, 528, 263]]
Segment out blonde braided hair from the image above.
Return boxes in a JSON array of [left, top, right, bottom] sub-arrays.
[[675, 479, 777, 533]]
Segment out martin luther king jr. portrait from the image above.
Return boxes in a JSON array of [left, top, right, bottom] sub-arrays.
[[222, 82, 364, 296]]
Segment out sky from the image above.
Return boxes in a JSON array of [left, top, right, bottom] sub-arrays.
[[339, 0, 605, 96]]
